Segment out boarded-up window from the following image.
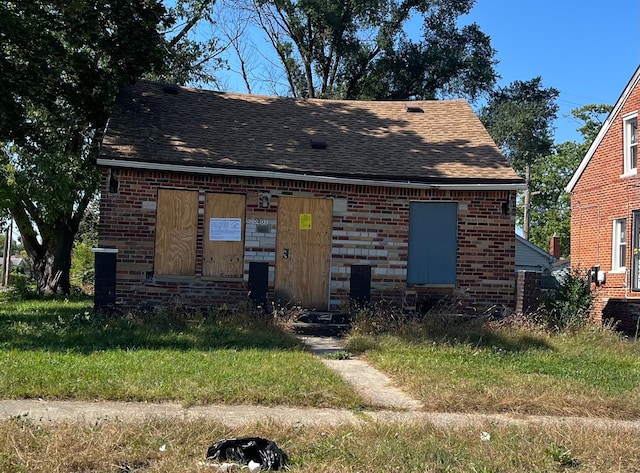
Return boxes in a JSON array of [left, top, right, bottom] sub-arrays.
[[407, 202, 457, 285], [203, 193, 246, 278], [155, 189, 198, 275]]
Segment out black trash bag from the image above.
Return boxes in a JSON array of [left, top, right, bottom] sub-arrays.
[[206, 437, 288, 471]]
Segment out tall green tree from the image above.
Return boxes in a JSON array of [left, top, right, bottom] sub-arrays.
[[479, 77, 559, 240], [0, 0, 169, 295], [246, 0, 497, 100], [570, 103, 613, 147], [526, 104, 612, 257], [0, 0, 232, 296]]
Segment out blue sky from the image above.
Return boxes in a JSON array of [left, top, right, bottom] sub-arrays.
[[464, 0, 640, 143], [213, 0, 639, 145]]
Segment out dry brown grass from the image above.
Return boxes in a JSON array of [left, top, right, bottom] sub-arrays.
[[348, 312, 640, 420], [1, 416, 638, 472]]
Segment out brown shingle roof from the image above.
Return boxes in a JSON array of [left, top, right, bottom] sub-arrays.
[[100, 81, 523, 186]]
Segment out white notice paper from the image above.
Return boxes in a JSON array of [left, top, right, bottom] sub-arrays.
[[209, 218, 242, 241]]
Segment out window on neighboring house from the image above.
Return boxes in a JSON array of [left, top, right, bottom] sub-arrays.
[[624, 114, 637, 174], [407, 202, 457, 285], [154, 189, 246, 277], [612, 218, 627, 272], [632, 211, 640, 291]]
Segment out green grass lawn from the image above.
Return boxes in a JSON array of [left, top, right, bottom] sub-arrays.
[[2, 297, 639, 472], [348, 319, 640, 419], [0, 297, 364, 408], [1, 296, 638, 419]]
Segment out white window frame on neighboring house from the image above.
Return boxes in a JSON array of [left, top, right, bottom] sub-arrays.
[[612, 218, 627, 273], [632, 211, 640, 291], [623, 112, 637, 175]]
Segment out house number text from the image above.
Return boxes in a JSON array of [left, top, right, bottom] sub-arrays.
[[248, 218, 269, 225]]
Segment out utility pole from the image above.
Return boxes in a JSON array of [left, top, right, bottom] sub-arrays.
[[523, 162, 542, 242], [523, 163, 531, 240], [2, 221, 11, 286]]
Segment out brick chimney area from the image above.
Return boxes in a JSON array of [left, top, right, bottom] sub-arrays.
[[550, 235, 561, 259]]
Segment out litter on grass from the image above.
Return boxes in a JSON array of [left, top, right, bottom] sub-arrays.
[[197, 460, 261, 472], [205, 437, 288, 471]]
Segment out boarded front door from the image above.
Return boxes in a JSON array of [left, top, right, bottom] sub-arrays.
[[275, 196, 333, 310]]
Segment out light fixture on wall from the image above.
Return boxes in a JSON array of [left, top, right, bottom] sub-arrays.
[[260, 192, 271, 208], [501, 194, 511, 216]]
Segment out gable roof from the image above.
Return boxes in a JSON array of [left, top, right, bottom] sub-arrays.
[[515, 234, 556, 270], [99, 81, 525, 190], [566, 65, 640, 193]]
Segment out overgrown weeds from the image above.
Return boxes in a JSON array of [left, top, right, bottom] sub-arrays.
[[349, 295, 519, 347], [1, 417, 638, 472], [345, 295, 639, 419]]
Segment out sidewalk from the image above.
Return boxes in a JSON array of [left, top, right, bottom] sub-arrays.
[[2, 399, 639, 431]]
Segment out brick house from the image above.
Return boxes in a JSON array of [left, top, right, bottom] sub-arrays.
[[95, 81, 524, 312], [566, 65, 640, 334]]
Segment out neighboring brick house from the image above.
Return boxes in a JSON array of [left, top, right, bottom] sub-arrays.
[[95, 80, 524, 312], [566, 65, 640, 334]]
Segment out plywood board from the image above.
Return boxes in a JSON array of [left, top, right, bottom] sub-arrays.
[[203, 193, 246, 278], [155, 189, 198, 275], [275, 196, 333, 309]]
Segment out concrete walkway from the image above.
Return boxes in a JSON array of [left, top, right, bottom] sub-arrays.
[[297, 334, 423, 410]]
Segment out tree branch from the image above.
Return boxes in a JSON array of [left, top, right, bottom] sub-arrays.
[[168, 1, 212, 48]]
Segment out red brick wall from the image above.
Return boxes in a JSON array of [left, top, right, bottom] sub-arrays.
[[515, 271, 542, 315], [98, 168, 517, 311], [570, 79, 640, 324]]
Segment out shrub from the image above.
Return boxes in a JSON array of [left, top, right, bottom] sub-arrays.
[[7, 272, 34, 299], [70, 241, 95, 290], [537, 268, 594, 331]]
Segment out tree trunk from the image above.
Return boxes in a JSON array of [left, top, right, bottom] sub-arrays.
[[11, 204, 79, 295], [30, 229, 75, 295]]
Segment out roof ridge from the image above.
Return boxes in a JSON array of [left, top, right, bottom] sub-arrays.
[[131, 79, 469, 106]]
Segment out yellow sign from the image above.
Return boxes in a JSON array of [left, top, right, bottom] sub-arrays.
[[300, 213, 312, 230]]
